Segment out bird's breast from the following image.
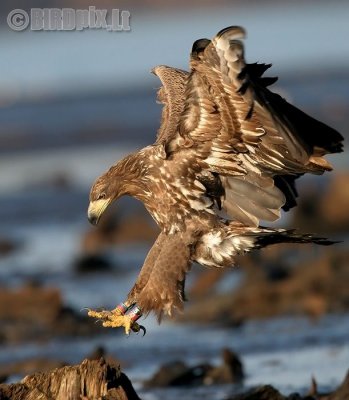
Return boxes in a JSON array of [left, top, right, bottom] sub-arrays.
[[143, 163, 214, 232]]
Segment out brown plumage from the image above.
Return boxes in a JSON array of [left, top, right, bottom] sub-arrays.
[[87, 26, 343, 332]]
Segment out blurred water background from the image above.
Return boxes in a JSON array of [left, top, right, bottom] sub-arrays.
[[0, 1, 348, 399]]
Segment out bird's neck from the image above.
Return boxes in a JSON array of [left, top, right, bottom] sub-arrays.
[[116, 151, 150, 202]]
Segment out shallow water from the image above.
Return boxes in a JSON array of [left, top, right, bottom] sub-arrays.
[[0, 218, 348, 398], [1, 309, 349, 399]]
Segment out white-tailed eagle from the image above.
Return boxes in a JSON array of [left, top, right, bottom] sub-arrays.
[[87, 26, 343, 334]]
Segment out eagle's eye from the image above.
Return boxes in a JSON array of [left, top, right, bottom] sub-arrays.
[[97, 193, 106, 200]]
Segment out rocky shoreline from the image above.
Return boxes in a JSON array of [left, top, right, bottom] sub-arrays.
[[0, 358, 348, 400]]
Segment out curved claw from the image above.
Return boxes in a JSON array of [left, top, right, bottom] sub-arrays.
[[131, 323, 146, 336], [138, 325, 147, 336]]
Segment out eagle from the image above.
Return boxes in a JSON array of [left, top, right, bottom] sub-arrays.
[[87, 26, 343, 335]]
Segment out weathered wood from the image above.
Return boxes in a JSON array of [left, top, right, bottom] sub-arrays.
[[0, 358, 140, 400]]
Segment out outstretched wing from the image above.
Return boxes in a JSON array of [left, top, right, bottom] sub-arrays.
[[152, 26, 343, 227], [152, 65, 189, 145]]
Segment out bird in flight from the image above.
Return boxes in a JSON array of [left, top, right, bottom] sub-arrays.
[[87, 26, 343, 335]]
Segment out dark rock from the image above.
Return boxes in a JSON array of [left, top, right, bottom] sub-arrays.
[[73, 254, 113, 274], [310, 369, 349, 399], [145, 347, 244, 388], [144, 360, 213, 387], [0, 284, 100, 344], [287, 394, 303, 400], [144, 360, 190, 387], [328, 369, 349, 400], [204, 348, 244, 385], [0, 238, 20, 257], [232, 385, 313, 399], [265, 263, 291, 282], [232, 385, 286, 399], [169, 363, 212, 386], [227, 369, 349, 399]]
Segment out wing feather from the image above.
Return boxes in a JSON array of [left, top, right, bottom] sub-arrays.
[[151, 26, 343, 227], [152, 65, 189, 145]]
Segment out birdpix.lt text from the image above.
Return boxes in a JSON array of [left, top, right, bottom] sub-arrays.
[[7, 7, 131, 32]]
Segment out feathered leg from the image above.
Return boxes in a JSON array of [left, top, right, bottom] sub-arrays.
[[87, 232, 167, 335], [132, 233, 192, 321]]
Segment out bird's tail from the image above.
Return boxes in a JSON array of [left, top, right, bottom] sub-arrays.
[[254, 229, 338, 248]]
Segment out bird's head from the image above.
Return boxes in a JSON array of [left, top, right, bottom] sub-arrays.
[[87, 166, 124, 226], [87, 152, 143, 226]]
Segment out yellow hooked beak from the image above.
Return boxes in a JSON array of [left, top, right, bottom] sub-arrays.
[[87, 199, 111, 225]]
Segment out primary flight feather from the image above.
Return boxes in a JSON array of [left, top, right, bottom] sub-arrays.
[[87, 26, 343, 334]]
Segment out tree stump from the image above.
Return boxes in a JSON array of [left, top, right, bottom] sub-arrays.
[[0, 358, 140, 400]]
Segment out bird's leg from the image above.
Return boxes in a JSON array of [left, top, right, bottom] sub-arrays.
[[87, 301, 146, 335]]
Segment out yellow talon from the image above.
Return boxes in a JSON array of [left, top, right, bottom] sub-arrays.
[[87, 309, 115, 319], [102, 314, 133, 334], [87, 306, 146, 335]]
